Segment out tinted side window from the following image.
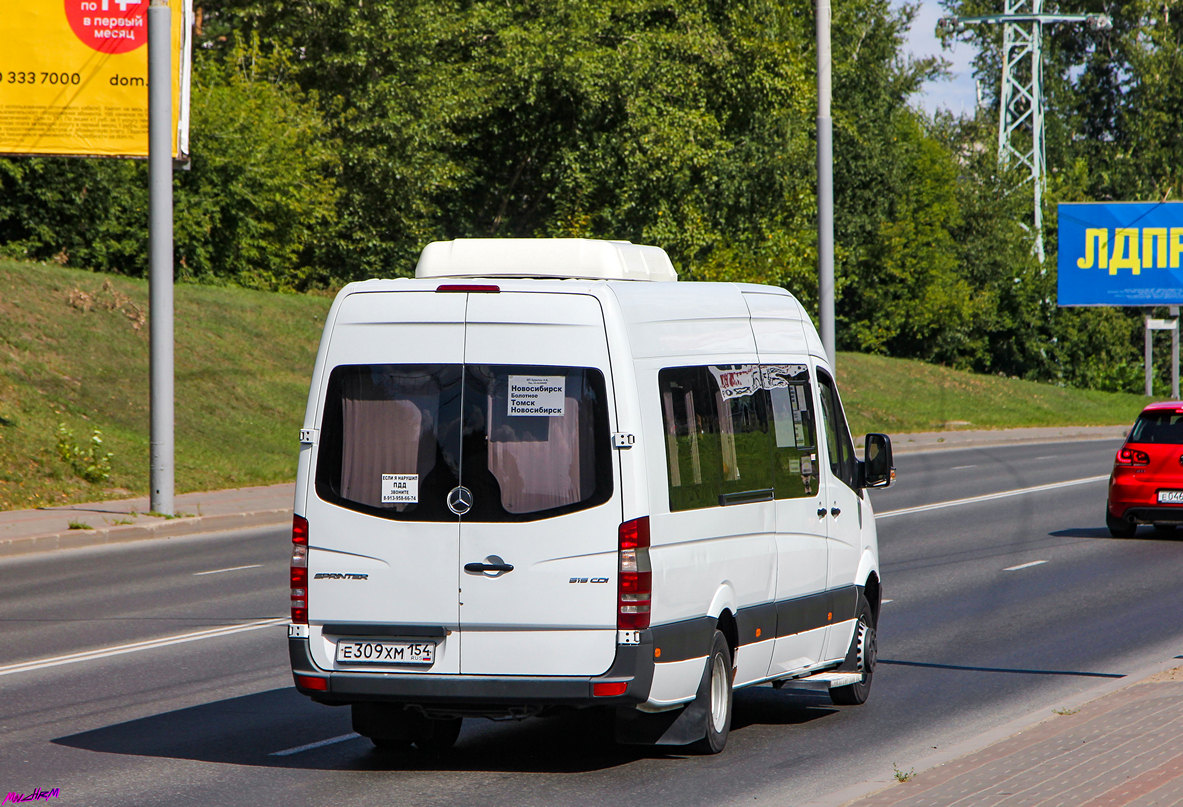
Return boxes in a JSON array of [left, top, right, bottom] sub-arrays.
[[764, 364, 820, 499], [817, 369, 858, 491], [659, 365, 773, 512]]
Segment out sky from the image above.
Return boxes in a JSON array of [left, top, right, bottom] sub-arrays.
[[892, 1, 982, 115]]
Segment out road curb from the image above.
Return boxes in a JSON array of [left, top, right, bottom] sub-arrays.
[[0, 508, 292, 558]]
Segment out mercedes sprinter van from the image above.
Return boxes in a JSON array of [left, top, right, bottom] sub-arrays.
[[288, 238, 893, 754]]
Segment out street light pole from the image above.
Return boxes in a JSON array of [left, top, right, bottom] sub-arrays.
[[817, 0, 836, 368], [148, 0, 174, 515]]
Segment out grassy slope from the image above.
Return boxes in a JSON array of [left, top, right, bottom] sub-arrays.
[[0, 259, 1154, 510], [838, 351, 1152, 436], [0, 260, 330, 509]]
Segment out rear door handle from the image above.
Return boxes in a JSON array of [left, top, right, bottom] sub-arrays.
[[817, 506, 827, 519], [464, 562, 514, 574], [830, 506, 841, 518]]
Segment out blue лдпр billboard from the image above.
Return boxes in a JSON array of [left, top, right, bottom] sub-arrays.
[[1058, 201, 1183, 306]]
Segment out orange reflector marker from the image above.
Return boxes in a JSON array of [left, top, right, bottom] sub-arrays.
[[755, 627, 762, 638], [295, 674, 328, 692], [654, 647, 662, 659], [593, 681, 628, 697], [827, 612, 833, 621]]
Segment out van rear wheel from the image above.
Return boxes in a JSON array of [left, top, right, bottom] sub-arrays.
[[690, 630, 733, 755], [352, 703, 462, 753]]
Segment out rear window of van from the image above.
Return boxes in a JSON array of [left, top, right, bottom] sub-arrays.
[[315, 364, 613, 522]]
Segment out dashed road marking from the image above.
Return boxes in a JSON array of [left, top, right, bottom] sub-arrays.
[[1004, 560, 1048, 572], [271, 733, 360, 756], [194, 564, 263, 576]]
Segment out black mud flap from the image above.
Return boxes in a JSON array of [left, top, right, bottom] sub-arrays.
[[614, 656, 711, 747]]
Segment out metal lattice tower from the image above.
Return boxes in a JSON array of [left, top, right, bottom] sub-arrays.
[[939, 4, 1111, 263]]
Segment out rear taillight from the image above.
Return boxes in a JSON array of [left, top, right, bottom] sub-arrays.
[[291, 515, 309, 624], [618, 517, 651, 630], [1116, 447, 1151, 466]]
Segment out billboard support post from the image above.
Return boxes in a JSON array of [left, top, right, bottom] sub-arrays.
[[148, 0, 174, 515], [1172, 306, 1180, 400], [1143, 315, 1179, 399], [1146, 317, 1153, 397]]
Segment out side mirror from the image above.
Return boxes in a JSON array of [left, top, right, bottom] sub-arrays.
[[860, 433, 894, 489]]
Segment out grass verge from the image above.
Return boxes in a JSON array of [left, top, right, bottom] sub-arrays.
[[0, 259, 1156, 510]]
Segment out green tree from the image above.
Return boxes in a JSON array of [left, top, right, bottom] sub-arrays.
[[175, 40, 340, 290]]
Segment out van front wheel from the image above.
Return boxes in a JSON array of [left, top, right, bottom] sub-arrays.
[[830, 596, 876, 706], [691, 630, 734, 754]]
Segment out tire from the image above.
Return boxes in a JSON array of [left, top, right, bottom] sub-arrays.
[[370, 736, 411, 752], [831, 596, 877, 706], [691, 630, 734, 755], [352, 704, 461, 753], [1106, 507, 1137, 538], [412, 716, 462, 752]]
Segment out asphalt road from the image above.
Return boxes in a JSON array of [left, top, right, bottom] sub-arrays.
[[3, 437, 1182, 807]]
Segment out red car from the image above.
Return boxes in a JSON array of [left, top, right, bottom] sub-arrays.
[[1106, 401, 1183, 537]]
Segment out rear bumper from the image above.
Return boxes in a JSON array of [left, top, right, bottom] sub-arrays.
[[289, 634, 654, 714], [1108, 472, 1183, 522]]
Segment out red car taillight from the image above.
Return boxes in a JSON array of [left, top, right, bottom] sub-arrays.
[[618, 517, 651, 630], [1115, 447, 1151, 466], [291, 515, 308, 624]]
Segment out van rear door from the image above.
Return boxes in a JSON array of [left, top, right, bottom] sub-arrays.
[[457, 291, 620, 676], [307, 291, 466, 674]]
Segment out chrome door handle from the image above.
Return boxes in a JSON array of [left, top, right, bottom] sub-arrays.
[[817, 506, 827, 518], [830, 506, 841, 518]]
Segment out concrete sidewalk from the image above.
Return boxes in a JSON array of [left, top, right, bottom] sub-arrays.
[[0, 482, 293, 557], [836, 663, 1183, 807], [889, 423, 1127, 454]]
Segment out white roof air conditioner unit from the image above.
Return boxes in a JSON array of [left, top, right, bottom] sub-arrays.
[[415, 238, 678, 282]]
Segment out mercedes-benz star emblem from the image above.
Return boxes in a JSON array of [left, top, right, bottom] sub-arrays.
[[447, 486, 474, 516]]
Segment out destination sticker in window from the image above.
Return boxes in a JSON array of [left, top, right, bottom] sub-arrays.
[[381, 474, 419, 504], [508, 375, 566, 416]]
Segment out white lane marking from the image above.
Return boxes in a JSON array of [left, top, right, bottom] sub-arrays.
[[877, 475, 1109, 520], [951, 465, 977, 470], [0, 617, 287, 677], [881, 599, 894, 604], [270, 733, 360, 757], [194, 564, 263, 576], [1034, 455, 1059, 461], [1004, 560, 1048, 572]]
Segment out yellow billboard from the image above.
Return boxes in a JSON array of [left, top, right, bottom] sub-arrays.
[[0, 0, 191, 158]]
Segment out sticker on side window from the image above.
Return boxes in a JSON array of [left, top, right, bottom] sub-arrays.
[[508, 375, 566, 416], [381, 474, 419, 504]]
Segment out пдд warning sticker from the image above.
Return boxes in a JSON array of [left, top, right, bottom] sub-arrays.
[[381, 474, 419, 504]]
